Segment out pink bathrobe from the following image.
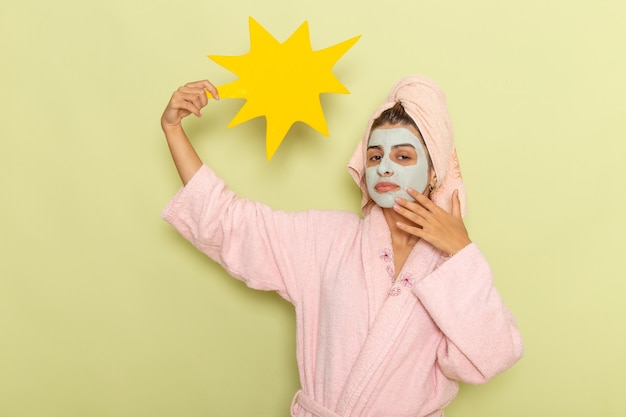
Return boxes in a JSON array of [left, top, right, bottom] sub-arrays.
[[162, 75, 523, 417]]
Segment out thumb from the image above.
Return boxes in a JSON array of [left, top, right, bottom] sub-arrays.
[[451, 190, 462, 218]]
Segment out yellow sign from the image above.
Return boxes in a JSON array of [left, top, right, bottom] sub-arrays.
[[209, 17, 360, 160]]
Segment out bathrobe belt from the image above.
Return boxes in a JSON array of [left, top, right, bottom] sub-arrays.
[[291, 390, 342, 417], [291, 390, 444, 417]]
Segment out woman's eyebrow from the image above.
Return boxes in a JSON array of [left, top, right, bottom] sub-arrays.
[[367, 145, 382, 150], [392, 143, 416, 149]]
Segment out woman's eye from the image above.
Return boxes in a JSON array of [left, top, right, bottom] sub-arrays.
[[369, 155, 382, 161], [397, 154, 412, 160]]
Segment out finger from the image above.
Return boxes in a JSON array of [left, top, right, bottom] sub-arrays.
[[172, 96, 202, 118], [183, 80, 220, 101], [189, 91, 205, 111], [175, 91, 203, 113], [396, 194, 435, 220], [184, 79, 215, 91], [187, 79, 220, 100], [451, 190, 462, 218], [178, 85, 208, 100], [175, 89, 210, 116], [396, 221, 427, 239], [199, 80, 220, 100], [205, 84, 220, 100], [395, 197, 432, 220], [407, 188, 441, 213], [181, 85, 210, 108], [393, 203, 427, 226]]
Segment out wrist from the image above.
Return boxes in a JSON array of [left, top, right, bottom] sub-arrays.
[[446, 239, 472, 258], [161, 120, 184, 135]]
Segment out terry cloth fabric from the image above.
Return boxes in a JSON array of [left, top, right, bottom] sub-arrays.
[[162, 166, 523, 416], [348, 74, 466, 216], [162, 74, 523, 417]]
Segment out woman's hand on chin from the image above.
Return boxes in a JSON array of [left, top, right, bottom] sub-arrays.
[[392, 189, 471, 256]]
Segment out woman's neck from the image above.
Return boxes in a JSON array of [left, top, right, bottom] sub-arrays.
[[381, 207, 419, 279], [381, 207, 420, 247]]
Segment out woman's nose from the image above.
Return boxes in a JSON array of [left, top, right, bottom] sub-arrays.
[[377, 158, 394, 176]]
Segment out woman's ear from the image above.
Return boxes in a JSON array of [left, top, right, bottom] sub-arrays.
[[429, 169, 437, 189], [427, 170, 437, 198]]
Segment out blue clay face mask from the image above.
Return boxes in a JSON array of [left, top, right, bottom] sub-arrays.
[[365, 127, 430, 208]]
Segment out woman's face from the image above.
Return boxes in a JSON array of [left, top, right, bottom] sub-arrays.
[[365, 123, 432, 208]]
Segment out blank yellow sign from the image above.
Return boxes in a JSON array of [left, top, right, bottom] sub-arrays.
[[208, 17, 360, 160]]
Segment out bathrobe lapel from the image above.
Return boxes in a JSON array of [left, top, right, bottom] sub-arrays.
[[336, 206, 441, 416]]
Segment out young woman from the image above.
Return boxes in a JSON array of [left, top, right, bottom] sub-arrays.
[[161, 75, 523, 417]]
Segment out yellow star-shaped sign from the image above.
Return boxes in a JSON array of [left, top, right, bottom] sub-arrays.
[[208, 17, 360, 159]]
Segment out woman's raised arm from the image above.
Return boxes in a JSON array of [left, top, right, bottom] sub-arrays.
[[161, 80, 220, 185]]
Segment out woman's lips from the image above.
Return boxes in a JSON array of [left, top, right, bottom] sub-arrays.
[[374, 182, 400, 193]]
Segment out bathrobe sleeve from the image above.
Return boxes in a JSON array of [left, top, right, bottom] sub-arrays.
[[412, 243, 523, 384], [162, 165, 351, 305]]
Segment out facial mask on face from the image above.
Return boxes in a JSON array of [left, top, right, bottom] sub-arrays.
[[365, 127, 430, 208]]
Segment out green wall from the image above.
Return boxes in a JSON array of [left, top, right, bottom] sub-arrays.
[[2, 0, 625, 415]]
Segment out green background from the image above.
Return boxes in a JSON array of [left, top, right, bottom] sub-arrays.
[[2, 0, 625, 416]]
